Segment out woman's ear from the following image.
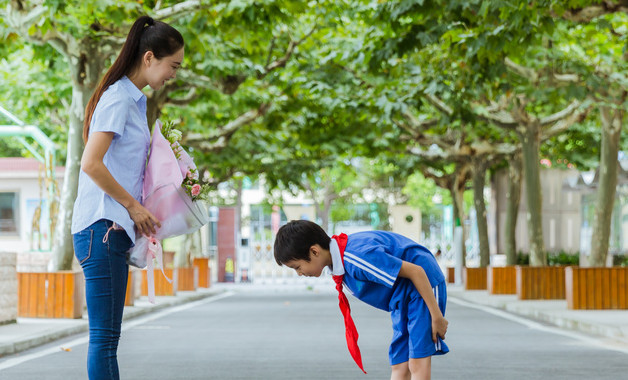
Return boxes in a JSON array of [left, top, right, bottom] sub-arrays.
[[143, 51, 155, 66]]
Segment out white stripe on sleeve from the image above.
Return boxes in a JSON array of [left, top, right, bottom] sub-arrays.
[[344, 251, 397, 284], [344, 256, 395, 287]]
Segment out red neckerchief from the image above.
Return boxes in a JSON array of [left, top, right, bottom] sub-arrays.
[[331, 233, 366, 374]]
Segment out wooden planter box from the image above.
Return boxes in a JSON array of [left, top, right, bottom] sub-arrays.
[[141, 269, 177, 296], [447, 267, 466, 284], [193, 257, 210, 288], [17, 271, 84, 319], [566, 267, 628, 310], [488, 266, 517, 295], [177, 267, 198, 291], [447, 267, 455, 283], [464, 267, 487, 290], [516, 266, 566, 300]]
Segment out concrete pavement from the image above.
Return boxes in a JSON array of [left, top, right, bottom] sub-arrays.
[[1, 281, 628, 359]]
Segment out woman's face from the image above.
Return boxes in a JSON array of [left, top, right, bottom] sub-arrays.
[[146, 47, 184, 91]]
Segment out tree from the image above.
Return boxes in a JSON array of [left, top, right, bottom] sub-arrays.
[[559, 13, 628, 266], [476, 92, 585, 266], [503, 151, 522, 265], [0, 40, 72, 159]]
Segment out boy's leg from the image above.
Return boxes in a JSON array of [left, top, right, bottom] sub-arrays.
[[405, 282, 449, 380], [409, 357, 431, 380], [390, 302, 411, 380], [390, 362, 411, 380]]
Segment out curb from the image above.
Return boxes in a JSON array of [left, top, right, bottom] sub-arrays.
[[448, 288, 628, 344], [503, 302, 628, 342], [0, 323, 88, 357]]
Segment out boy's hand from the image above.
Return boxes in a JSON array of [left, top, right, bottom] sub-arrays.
[[432, 315, 448, 342]]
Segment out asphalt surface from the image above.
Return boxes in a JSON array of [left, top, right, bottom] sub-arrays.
[[1, 288, 628, 379]]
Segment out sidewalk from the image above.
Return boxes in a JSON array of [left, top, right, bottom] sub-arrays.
[[2, 283, 628, 359], [448, 285, 628, 345], [0, 288, 221, 357]]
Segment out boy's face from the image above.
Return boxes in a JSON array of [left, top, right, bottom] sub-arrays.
[[283, 244, 327, 277]]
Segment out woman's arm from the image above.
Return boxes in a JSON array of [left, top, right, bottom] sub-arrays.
[[398, 260, 448, 342], [81, 131, 160, 236]]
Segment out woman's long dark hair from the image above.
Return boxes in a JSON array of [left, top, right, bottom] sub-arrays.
[[83, 15, 184, 143]]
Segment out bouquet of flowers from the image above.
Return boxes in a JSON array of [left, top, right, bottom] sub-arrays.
[[127, 119, 210, 303], [161, 120, 209, 201]]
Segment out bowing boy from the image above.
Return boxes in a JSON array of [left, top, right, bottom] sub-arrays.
[[274, 220, 448, 380]]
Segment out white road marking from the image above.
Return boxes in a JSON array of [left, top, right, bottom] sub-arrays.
[[449, 297, 628, 355], [0, 292, 234, 371]]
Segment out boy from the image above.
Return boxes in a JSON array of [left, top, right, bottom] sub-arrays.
[[274, 220, 448, 380]]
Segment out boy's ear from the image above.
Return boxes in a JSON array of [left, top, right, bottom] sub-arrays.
[[309, 244, 319, 257]]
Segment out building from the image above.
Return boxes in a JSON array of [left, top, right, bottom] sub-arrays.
[[491, 168, 581, 256], [0, 157, 63, 257]]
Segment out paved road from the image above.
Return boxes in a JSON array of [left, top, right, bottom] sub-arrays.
[[1, 288, 628, 379]]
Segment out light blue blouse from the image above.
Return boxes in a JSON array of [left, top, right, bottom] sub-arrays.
[[71, 76, 150, 244]]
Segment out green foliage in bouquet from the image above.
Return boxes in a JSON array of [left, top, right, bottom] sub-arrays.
[[160, 120, 209, 201]]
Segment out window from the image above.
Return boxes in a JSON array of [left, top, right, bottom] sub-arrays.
[[0, 192, 19, 235]]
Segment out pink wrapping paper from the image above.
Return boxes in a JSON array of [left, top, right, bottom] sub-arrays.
[[127, 120, 209, 302]]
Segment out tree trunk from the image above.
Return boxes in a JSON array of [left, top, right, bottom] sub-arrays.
[[146, 87, 170, 129], [505, 152, 522, 266], [472, 158, 490, 268], [50, 87, 84, 270], [177, 235, 191, 268], [176, 229, 201, 267], [235, 178, 243, 234], [520, 121, 546, 266], [51, 45, 103, 270], [450, 177, 467, 266], [320, 185, 335, 233], [589, 106, 622, 266]]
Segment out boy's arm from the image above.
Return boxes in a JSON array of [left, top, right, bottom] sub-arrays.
[[398, 261, 448, 342]]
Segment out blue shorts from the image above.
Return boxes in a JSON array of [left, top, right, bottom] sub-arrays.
[[389, 281, 449, 365]]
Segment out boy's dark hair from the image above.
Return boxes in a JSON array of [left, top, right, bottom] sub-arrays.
[[274, 220, 330, 265]]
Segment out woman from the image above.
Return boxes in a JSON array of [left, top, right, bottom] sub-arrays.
[[71, 15, 184, 380]]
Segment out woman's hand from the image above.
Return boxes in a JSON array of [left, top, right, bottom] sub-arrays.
[[82, 131, 160, 236], [127, 201, 161, 236]]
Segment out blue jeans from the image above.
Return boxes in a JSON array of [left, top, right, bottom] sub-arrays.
[[73, 219, 132, 380]]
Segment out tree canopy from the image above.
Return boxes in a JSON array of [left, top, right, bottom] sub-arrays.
[[1, 1, 627, 267]]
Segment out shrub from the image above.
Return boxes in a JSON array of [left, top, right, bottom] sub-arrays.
[[613, 255, 628, 267], [548, 251, 579, 266]]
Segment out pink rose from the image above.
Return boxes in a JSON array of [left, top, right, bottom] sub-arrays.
[[191, 184, 201, 196], [187, 170, 199, 180]]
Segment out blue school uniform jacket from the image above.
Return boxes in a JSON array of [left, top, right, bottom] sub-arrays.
[[340, 231, 445, 311]]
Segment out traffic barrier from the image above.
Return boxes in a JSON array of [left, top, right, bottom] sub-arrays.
[[17, 271, 84, 319], [565, 267, 628, 310], [487, 266, 517, 294], [464, 267, 487, 290], [516, 266, 565, 300]]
